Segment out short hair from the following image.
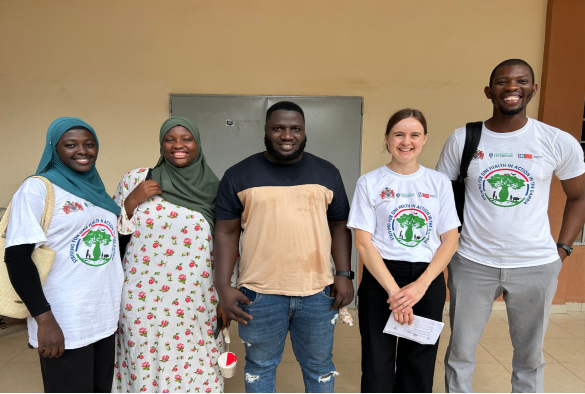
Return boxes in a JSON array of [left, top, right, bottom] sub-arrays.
[[266, 101, 305, 122], [489, 59, 535, 87], [385, 108, 427, 139]]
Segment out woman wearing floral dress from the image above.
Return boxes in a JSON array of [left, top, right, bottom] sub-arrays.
[[112, 117, 234, 393]]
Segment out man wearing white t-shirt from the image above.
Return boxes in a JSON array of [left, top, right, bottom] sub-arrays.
[[436, 59, 585, 393]]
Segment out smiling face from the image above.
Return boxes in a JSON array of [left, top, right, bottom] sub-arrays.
[[55, 128, 98, 172], [162, 126, 198, 168], [385, 117, 427, 165], [485, 64, 537, 116], [264, 109, 306, 164]]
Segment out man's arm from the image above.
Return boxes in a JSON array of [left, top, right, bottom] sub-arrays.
[[558, 173, 585, 261], [329, 220, 354, 309], [214, 218, 253, 324]]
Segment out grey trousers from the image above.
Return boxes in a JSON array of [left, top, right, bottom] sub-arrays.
[[444, 253, 562, 393]]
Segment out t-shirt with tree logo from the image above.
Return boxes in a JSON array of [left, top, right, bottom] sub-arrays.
[[347, 165, 460, 263], [436, 118, 585, 268], [5, 178, 123, 349]]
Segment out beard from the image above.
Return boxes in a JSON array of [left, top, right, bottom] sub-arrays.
[[497, 96, 527, 116], [264, 135, 307, 162], [499, 105, 525, 116]]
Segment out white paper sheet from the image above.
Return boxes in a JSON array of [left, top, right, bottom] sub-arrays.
[[383, 312, 444, 345]]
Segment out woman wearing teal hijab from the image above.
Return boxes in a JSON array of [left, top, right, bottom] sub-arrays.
[[34, 117, 120, 215], [4, 117, 124, 392], [112, 117, 233, 393]]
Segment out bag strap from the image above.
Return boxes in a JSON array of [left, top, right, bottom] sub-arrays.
[[0, 177, 55, 239], [31, 176, 55, 234], [145, 168, 153, 181], [0, 202, 12, 239], [458, 121, 483, 181]]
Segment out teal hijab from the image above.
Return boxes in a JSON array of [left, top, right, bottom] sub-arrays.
[[34, 117, 120, 216], [151, 117, 220, 233]]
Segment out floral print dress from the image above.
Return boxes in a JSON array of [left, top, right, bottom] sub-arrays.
[[112, 168, 236, 393]]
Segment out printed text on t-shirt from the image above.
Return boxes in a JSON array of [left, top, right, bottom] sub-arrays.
[[386, 204, 433, 247], [477, 164, 535, 207]]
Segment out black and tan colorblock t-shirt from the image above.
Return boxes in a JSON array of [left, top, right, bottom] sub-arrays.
[[215, 152, 350, 296]]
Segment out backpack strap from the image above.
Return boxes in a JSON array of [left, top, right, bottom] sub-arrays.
[[458, 121, 483, 181], [453, 121, 483, 232], [145, 168, 153, 181]]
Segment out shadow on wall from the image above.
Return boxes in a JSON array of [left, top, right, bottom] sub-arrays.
[[0, 207, 5, 220]]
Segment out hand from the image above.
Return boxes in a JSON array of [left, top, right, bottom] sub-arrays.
[[557, 247, 568, 263], [125, 180, 162, 218], [217, 303, 231, 330], [387, 279, 429, 313], [35, 311, 65, 358], [330, 276, 354, 309], [393, 309, 415, 326], [216, 285, 253, 325]]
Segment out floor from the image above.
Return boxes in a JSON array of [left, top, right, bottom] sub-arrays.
[[0, 310, 583, 393]]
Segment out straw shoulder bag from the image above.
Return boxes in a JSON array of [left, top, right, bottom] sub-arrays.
[[0, 176, 56, 319]]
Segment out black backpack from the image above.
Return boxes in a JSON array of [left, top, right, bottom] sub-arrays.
[[118, 168, 153, 259], [453, 122, 482, 232]]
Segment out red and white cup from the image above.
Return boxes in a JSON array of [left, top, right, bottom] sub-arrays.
[[218, 351, 237, 378]]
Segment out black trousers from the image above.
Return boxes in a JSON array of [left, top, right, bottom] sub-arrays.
[[359, 260, 446, 393], [39, 332, 116, 393]]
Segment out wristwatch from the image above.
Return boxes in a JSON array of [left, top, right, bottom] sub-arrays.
[[336, 271, 355, 280], [556, 243, 573, 256]]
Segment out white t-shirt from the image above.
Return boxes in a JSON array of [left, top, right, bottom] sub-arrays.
[[347, 165, 460, 263], [6, 178, 124, 349], [436, 118, 585, 268]]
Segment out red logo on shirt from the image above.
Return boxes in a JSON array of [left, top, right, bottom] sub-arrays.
[[62, 201, 84, 214], [380, 188, 395, 199]]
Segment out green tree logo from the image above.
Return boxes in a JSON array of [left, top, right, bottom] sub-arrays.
[[487, 173, 525, 201], [484, 171, 529, 207], [396, 213, 426, 242], [82, 229, 113, 261]]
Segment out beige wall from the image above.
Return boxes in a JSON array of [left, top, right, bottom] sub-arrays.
[[0, 0, 547, 206]]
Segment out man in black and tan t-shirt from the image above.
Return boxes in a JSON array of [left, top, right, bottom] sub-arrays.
[[214, 101, 354, 393]]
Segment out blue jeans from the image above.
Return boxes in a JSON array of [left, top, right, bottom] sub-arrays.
[[237, 286, 338, 393]]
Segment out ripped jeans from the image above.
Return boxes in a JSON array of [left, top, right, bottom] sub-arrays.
[[237, 286, 338, 393]]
